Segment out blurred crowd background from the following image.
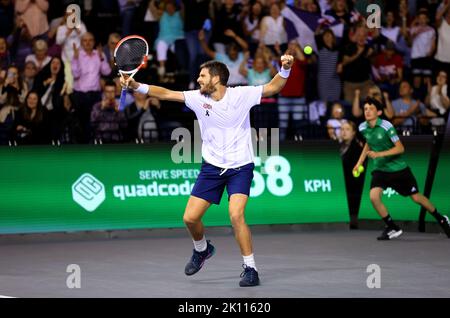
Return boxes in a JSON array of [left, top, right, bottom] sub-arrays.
[[0, 0, 449, 146]]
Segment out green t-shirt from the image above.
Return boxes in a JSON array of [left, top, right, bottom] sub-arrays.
[[359, 118, 408, 172]]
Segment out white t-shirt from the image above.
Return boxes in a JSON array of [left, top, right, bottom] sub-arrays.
[[435, 19, 450, 63], [410, 26, 435, 59], [261, 15, 287, 46], [430, 84, 448, 115], [183, 85, 264, 168], [381, 26, 400, 43], [56, 23, 87, 63]]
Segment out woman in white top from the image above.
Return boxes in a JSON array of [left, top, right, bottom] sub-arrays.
[[259, 3, 287, 54], [56, 13, 87, 63], [243, 1, 264, 56], [425, 71, 449, 127], [409, 9, 436, 91]]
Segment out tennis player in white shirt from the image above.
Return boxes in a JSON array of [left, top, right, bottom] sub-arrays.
[[121, 53, 294, 287]]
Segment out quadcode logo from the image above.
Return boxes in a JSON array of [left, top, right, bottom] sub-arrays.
[[72, 173, 105, 212]]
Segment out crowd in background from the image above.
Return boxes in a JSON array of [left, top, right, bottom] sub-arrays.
[[0, 0, 449, 146]]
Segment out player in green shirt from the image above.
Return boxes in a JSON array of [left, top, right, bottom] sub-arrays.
[[354, 97, 450, 240]]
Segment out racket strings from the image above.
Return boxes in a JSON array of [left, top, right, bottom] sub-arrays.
[[115, 38, 148, 72]]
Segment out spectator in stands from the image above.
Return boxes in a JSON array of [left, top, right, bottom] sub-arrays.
[[0, 65, 28, 107], [327, 102, 347, 141], [0, 37, 11, 70], [381, 11, 401, 44], [210, 0, 243, 54], [276, 40, 308, 141], [239, 51, 277, 86], [391, 80, 423, 130], [0, 98, 17, 144], [7, 16, 33, 70], [25, 39, 51, 72], [242, 1, 264, 56], [45, 6, 66, 58], [56, 10, 87, 63], [239, 47, 277, 139], [71, 32, 111, 143], [0, 0, 14, 38], [0, 66, 20, 145], [182, 0, 212, 89], [325, 0, 351, 26], [339, 120, 366, 230], [259, 3, 288, 55], [154, 1, 185, 78], [22, 61, 37, 91], [15, 0, 49, 39], [14, 90, 50, 144], [90, 81, 127, 143], [118, 0, 140, 37], [103, 32, 121, 71], [372, 40, 403, 99], [383, 10, 411, 73], [340, 26, 374, 104], [135, 0, 160, 48], [352, 85, 394, 121], [409, 8, 436, 100], [198, 28, 249, 86], [434, 0, 450, 80], [86, 0, 120, 45], [126, 90, 160, 142], [425, 70, 449, 128], [34, 56, 66, 139], [316, 28, 341, 103]]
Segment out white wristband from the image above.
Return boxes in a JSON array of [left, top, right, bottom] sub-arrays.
[[278, 68, 291, 79], [135, 83, 149, 95]]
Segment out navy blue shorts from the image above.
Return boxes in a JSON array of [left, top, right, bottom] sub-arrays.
[[191, 162, 255, 205]]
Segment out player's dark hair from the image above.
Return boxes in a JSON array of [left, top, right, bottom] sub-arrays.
[[200, 61, 230, 86], [365, 96, 384, 111]]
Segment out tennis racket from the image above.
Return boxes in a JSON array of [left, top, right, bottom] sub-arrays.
[[114, 35, 149, 111]]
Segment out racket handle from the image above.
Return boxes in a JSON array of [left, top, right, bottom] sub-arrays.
[[119, 88, 127, 111]]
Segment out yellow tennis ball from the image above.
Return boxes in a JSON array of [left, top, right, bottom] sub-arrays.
[[352, 169, 360, 178], [304, 45, 313, 55], [358, 165, 364, 173]]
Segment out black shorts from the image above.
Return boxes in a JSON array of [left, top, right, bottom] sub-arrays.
[[371, 167, 419, 197]]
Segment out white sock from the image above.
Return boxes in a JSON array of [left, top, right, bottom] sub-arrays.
[[243, 254, 257, 271], [193, 236, 207, 252]]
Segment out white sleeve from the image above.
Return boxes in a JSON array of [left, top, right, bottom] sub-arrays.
[[238, 86, 263, 110], [182, 90, 201, 111]]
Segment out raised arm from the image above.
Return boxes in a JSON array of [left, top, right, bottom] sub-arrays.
[[436, 1, 450, 27], [224, 29, 249, 52], [121, 76, 185, 103], [239, 51, 249, 77], [262, 54, 293, 97], [198, 29, 216, 59]]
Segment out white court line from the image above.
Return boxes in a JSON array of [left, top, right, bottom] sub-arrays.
[[0, 295, 16, 298]]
